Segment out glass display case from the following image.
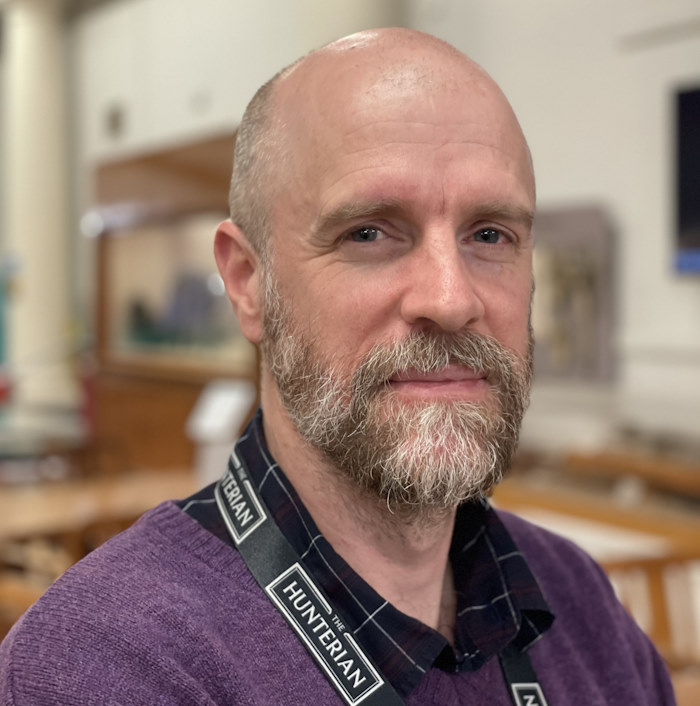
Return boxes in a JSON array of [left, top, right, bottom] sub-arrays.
[[97, 210, 256, 382]]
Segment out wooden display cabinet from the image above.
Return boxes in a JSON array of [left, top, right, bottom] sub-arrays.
[[91, 133, 257, 474]]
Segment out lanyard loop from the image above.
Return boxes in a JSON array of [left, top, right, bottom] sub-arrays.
[[215, 456, 403, 705], [499, 644, 550, 706], [215, 451, 548, 706]]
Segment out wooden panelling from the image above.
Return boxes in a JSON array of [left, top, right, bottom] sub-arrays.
[[93, 372, 204, 472], [95, 132, 235, 217]]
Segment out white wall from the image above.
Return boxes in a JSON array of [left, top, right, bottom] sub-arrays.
[[407, 0, 700, 446], [70, 0, 404, 163]]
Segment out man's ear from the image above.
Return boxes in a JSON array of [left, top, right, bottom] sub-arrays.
[[214, 220, 264, 344]]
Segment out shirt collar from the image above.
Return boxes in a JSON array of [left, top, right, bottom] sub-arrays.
[[183, 410, 554, 697], [235, 410, 553, 697]]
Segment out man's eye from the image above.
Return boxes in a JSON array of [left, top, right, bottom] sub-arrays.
[[473, 228, 502, 244], [349, 226, 381, 242]]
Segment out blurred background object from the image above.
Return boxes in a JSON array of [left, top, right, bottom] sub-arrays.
[[0, 0, 699, 702]]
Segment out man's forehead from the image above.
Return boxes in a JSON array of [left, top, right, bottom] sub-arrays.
[[262, 29, 534, 235]]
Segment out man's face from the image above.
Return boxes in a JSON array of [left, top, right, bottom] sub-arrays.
[[259, 54, 535, 512]]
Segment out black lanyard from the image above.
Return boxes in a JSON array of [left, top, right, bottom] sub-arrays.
[[215, 452, 549, 706]]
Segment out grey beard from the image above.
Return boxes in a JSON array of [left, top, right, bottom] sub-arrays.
[[262, 276, 532, 517]]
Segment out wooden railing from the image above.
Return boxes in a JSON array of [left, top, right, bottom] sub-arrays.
[[602, 549, 700, 669]]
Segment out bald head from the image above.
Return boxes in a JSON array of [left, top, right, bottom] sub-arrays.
[[228, 28, 533, 260], [218, 29, 537, 508]]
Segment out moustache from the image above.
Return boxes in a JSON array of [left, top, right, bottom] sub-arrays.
[[350, 330, 530, 400]]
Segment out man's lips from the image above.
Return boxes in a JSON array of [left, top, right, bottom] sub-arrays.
[[389, 365, 487, 384], [386, 365, 490, 399]]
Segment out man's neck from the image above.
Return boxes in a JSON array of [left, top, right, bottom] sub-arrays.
[[261, 386, 458, 642]]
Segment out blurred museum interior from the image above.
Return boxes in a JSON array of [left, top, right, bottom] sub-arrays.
[[0, 0, 699, 700]]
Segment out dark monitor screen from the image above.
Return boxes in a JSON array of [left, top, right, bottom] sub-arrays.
[[676, 85, 700, 273]]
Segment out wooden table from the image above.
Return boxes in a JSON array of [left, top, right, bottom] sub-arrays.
[[493, 474, 700, 556], [0, 469, 197, 542]]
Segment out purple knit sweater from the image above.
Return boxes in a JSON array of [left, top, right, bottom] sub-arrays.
[[0, 501, 675, 705]]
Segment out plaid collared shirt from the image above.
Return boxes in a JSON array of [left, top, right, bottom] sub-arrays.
[[179, 410, 554, 698]]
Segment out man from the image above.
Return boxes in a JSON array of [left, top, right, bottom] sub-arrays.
[[0, 28, 675, 705]]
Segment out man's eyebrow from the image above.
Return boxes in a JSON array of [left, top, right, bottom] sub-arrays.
[[315, 199, 405, 233], [474, 201, 535, 230], [313, 198, 535, 236]]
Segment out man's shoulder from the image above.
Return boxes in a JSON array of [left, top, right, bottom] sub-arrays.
[[5, 500, 264, 632], [42, 499, 255, 601], [494, 507, 675, 703], [0, 501, 273, 704], [494, 507, 643, 631]]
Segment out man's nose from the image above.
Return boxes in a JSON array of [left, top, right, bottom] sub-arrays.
[[399, 239, 485, 333]]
